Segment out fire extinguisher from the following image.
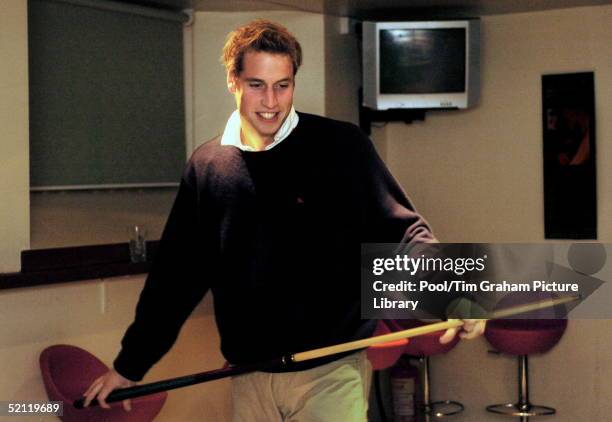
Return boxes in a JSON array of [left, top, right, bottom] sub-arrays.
[[391, 355, 418, 422]]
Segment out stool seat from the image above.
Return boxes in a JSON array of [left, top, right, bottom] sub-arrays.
[[367, 320, 409, 370], [40, 344, 167, 422], [485, 319, 567, 355], [401, 320, 460, 357]]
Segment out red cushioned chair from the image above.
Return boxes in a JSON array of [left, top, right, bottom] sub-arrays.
[[40, 344, 167, 422], [485, 291, 568, 418], [400, 319, 464, 418]]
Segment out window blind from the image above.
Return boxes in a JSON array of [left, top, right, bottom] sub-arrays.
[[28, 0, 188, 190]]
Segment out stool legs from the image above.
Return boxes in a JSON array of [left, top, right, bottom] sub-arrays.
[[416, 357, 464, 419], [486, 355, 556, 418]]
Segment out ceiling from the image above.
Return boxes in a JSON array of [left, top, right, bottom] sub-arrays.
[[125, 0, 612, 19]]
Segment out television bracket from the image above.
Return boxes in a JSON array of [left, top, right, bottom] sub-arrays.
[[359, 106, 427, 135]]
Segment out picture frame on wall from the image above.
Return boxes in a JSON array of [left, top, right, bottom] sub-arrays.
[[542, 72, 597, 239]]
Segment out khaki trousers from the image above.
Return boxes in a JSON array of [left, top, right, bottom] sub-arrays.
[[231, 351, 372, 422]]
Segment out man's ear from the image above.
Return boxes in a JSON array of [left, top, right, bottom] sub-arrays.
[[227, 73, 237, 94]]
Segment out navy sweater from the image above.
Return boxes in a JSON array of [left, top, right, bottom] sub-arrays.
[[114, 112, 434, 381]]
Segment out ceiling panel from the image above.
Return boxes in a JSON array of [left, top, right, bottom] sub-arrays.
[[125, 0, 612, 18]]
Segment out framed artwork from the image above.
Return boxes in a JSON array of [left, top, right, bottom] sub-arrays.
[[542, 72, 596, 239]]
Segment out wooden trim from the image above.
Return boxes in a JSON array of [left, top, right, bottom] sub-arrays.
[[0, 241, 158, 290]]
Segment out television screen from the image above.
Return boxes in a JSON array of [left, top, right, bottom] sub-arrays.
[[379, 28, 466, 94], [361, 20, 479, 110]]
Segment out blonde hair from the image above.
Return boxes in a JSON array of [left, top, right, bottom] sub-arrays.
[[221, 19, 302, 76]]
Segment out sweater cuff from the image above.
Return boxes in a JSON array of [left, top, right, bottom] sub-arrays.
[[113, 349, 149, 382]]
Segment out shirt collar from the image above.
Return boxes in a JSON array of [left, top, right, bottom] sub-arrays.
[[220, 106, 299, 151]]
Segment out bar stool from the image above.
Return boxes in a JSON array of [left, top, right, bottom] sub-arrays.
[[367, 320, 410, 421], [400, 320, 464, 418], [485, 318, 567, 419]]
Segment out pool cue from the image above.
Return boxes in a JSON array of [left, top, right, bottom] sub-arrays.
[[74, 294, 579, 409], [74, 319, 462, 409], [487, 294, 579, 319]]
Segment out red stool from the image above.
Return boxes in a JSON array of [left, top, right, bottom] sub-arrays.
[[40, 344, 167, 422], [367, 320, 411, 422], [485, 318, 567, 418], [400, 320, 463, 418], [367, 320, 409, 371]]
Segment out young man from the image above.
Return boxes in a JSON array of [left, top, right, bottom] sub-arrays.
[[83, 20, 484, 421]]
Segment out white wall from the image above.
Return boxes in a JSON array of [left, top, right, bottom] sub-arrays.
[[192, 11, 325, 148], [376, 6, 612, 421], [0, 0, 29, 272], [382, 6, 612, 243], [324, 16, 360, 125], [30, 190, 176, 248], [0, 277, 224, 422]]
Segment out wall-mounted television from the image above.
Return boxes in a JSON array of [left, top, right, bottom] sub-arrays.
[[362, 19, 480, 110]]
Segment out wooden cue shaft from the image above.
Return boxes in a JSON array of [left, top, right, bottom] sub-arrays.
[[488, 294, 580, 319], [293, 294, 580, 362], [293, 319, 464, 362]]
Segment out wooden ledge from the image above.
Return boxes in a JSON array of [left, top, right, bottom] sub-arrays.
[[0, 241, 158, 290]]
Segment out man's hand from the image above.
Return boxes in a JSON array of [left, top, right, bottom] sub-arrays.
[[82, 369, 134, 411], [439, 319, 487, 344]]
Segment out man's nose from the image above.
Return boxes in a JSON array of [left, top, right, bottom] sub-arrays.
[[262, 87, 278, 108]]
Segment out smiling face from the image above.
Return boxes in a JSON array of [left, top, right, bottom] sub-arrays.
[[228, 50, 295, 149]]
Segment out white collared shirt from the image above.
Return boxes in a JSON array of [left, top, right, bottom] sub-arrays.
[[220, 106, 299, 151]]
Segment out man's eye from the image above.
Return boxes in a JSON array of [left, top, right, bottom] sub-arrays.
[[276, 84, 289, 89], [249, 83, 263, 88]]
